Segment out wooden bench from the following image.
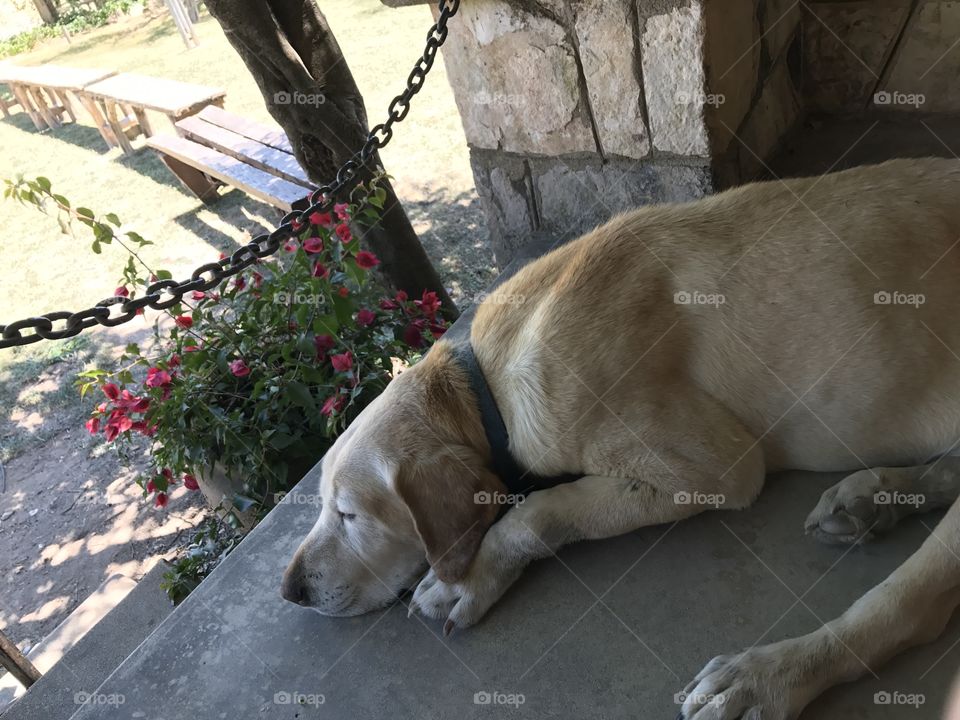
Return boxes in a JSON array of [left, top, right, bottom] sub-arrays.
[[0, 65, 117, 132], [77, 73, 226, 154], [146, 107, 315, 212]]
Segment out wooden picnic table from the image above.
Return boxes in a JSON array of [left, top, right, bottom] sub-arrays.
[[0, 64, 117, 132], [78, 73, 226, 155]]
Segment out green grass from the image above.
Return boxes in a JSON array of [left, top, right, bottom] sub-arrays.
[[0, 1, 491, 462]]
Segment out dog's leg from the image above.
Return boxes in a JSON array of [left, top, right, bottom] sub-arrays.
[[805, 458, 960, 545], [410, 402, 766, 631], [680, 496, 960, 720]]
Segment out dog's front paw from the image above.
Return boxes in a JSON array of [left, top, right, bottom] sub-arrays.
[[804, 469, 903, 544], [408, 537, 522, 635], [678, 643, 820, 720]]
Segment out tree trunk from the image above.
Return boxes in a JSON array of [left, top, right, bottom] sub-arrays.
[[204, 0, 457, 319], [32, 0, 58, 24]]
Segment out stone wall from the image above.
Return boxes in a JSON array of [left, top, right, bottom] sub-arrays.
[[381, 1, 960, 265], [803, 0, 960, 115]]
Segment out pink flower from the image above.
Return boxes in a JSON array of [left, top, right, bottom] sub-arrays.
[[191, 290, 206, 300], [104, 423, 120, 442], [334, 202, 350, 220], [154, 492, 168, 509], [379, 297, 398, 310], [303, 236, 324, 254], [174, 315, 193, 329], [229, 359, 251, 377], [146, 367, 172, 388], [102, 383, 120, 401], [114, 286, 129, 298], [291, 218, 303, 232], [321, 394, 345, 416], [414, 290, 441, 318], [338, 286, 349, 298], [355, 250, 379, 270], [85, 417, 100, 434], [168, 353, 181, 368], [356, 309, 376, 327], [309, 211, 333, 227], [184, 342, 202, 352], [335, 223, 352, 243], [330, 351, 353, 373], [283, 240, 298, 252], [183, 474, 200, 491], [312, 262, 329, 279]]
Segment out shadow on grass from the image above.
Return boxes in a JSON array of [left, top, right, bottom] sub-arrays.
[[0, 111, 110, 155]]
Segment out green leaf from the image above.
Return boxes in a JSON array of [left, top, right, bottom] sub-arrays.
[[35, 176, 51, 192], [287, 381, 315, 411], [105, 213, 121, 227], [52, 193, 70, 209]]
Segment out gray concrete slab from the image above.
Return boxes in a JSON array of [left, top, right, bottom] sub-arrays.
[[67, 469, 957, 720]]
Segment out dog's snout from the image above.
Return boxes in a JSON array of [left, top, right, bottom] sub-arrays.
[[281, 564, 310, 606]]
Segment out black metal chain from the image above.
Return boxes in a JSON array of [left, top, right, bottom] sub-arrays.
[[0, 0, 461, 350]]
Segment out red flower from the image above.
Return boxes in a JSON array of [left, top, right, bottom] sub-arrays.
[[218, 252, 227, 261], [154, 492, 168, 509], [191, 290, 206, 301], [414, 290, 441, 318], [356, 309, 376, 327], [174, 315, 193, 329], [309, 211, 333, 227], [183, 474, 200, 491], [335, 223, 352, 243], [291, 217, 303, 232], [85, 417, 100, 434], [283, 240, 298, 252], [184, 342, 202, 352], [395, 290, 408, 303], [146, 479, 157, 493], [338, 286, 349, 298], [321, 394, 346, 416], [146, 367, 172, 388], [102, 383, 120, 400], [253, 272, 264, 288], [354, 250, 379, 269], [114, 286, 129, 298], [314, 334, 335, 359], [379, 298, 398, 310], [234, 275, 246, 291], [334, 202, 350, 220], [229, 359, 251, 377], [168, 353, 181, 368], [161, 468, 173, 481], [104, 423, 120, 442], [117, 390, 149, 413], [429, 320, 447, 338], [330, 351, 353, 373], [312, 262, 329, 279], [303, 236, 324, 254], [403, 319, 426, 349]]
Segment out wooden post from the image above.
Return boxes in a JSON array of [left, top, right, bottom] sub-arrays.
[[164, 0, 198, 49], [0, 629, 41, 689]]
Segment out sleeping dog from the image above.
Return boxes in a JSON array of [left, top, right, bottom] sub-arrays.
[[281, 157, 960, 719]]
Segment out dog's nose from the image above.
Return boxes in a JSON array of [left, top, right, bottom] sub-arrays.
[[281, 569, 309, 606]]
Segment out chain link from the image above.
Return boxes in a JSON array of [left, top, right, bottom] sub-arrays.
[[0, 0, 461, 350]]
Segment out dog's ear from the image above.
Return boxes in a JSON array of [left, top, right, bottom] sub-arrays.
[[395, 449, 507, 583]]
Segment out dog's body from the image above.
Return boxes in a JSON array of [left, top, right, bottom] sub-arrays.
[[282, 158, 960, 719]]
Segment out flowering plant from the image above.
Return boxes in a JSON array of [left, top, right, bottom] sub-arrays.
[[6, 175, 445, 521]]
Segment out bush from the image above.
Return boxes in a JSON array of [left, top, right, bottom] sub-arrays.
[[0, 1, 138, 58]]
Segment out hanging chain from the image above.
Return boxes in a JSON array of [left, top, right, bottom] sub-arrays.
[[0, 0, 460, 350]]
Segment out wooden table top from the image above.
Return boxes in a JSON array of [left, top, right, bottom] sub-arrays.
[[80, 73, 225, 116], [0, 64, 116, 92]]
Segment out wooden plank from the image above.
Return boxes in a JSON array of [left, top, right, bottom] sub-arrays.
[[102, 98, 135, 155], [146, 134, 310, 211], [176, 115, 313, 187], [196, 105, 294, 154], [82, 73, 225, 117], [10, 83, 44, 130], [0, 628, 40, 689], [77, 93, 118, 149], [157, 153, 221, 202], [0, 65, 115, 93]]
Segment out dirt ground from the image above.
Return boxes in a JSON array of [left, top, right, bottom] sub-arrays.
[[0, 2, 494, 654]]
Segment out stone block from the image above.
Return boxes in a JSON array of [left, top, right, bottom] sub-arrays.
[[762, 0, 802, 61], [882, 1, 960, 113], [738, 58, 801, 178], [572, 0, 651, 158], [642, 3, 711, 156], [436, 0, 596, 155]]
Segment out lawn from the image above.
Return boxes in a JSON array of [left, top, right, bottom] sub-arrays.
[[0, 1, 493, 461]]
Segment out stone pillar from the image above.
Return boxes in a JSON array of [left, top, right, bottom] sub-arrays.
[[417, 0, 803, 266]]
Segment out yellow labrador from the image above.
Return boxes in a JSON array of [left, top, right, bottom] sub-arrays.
[[282, 157, 960, 720]]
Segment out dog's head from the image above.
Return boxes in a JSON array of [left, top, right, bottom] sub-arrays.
[[280, 344, 506, 616]]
